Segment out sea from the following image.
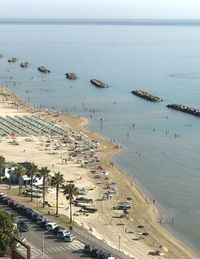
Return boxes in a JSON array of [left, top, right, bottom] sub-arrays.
[[0, 19, 200, 255]]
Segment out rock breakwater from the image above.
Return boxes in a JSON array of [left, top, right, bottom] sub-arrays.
[[90, 79, 108, 88], [167, 104, 200, 117], [131, 90, 163, 102]]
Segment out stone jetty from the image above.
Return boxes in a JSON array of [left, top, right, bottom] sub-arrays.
[[167, 104, 200, 117], [131, 90, 163, 102], [20, 61, 30, 68], [65, 72, 77, 80], [37, 66, 50, 73], [8, 57, 17, 63], [90, 79, 108, 88]]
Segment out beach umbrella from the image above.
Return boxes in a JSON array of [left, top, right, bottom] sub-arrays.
[[162, 246, 169, 253]]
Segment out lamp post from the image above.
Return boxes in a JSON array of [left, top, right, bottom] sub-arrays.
[[42, 232, 44, 252], [118, 236, 121, 252]]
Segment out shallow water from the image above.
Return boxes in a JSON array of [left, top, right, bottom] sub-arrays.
[[0, 20, 200, 254]]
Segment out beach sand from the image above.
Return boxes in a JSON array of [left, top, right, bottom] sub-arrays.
[[0, 87, 198, 259]]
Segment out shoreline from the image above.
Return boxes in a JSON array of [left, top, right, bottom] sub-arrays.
[[0, 87, 198, 258]]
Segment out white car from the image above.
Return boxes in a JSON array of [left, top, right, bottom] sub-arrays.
[[46, 222, 58, 231], [63, 233, 76, 242], [57, 229, 70, 239]]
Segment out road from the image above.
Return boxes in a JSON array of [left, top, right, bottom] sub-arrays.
[[0, 204, 91, 259]]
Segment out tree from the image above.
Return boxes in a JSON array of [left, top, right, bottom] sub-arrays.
[[50, 172, 64, 216], [0, 209, 16, 253], [26, 163, 38, 201], [15, 165, 25, 196], [0, 156, 5, 184], [39, 167, 50, 207], [63, 183, 78, 223]]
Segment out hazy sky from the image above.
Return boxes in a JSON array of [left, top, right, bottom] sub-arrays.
[[1, 0, 200, 19]]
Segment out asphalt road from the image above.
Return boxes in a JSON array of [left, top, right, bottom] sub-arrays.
[[0, 204, 91, 259]]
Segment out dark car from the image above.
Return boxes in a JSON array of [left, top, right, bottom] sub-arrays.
[[83, 244, 94, 254], [26, 208, 33, 218], [99, 251, 112, 259], [90, 248, 101, 258], [20, 206, 28, 216], [0, 194, 7, 202], [52, 226, 64, 235], [16, 204, 26, 214], [31, 212, 40, 222], [40, 219, 49, 229], [17, 221, 29, 232], [2, 196, 11, 205]]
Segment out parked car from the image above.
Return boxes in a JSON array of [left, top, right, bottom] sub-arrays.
[[16, 204, 26, 213], [90, 248, 102, 258], [52, 226, 64, 235], [46, 222, 58, 231], [39, 219, 49, 229], [63, 233, 75, 242], [2, 196, 11, 205], [20, 206, 28, 216], [31, 212, 40, 222], [37, 215, 45, 225], [17, 221, 29, 232], [83, 244, 94, 254], [0, 194, 7, 202], [99, 251, 112, 259], [26, 208, 33, 218], [57, 229, 70, 239], [8, 199, 18, 208]]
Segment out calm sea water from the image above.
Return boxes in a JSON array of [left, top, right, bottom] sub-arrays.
[[0, 20, 200, 255]]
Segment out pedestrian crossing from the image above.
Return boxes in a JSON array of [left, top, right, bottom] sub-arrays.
[[16, 240, 85, 258]]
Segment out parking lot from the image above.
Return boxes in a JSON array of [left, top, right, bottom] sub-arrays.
[[0, 193, 118, 259]]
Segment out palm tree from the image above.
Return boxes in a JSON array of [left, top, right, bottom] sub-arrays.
[[0, 156, 5, 184], [39, 167, 50, 207], [0, 209, 16, 254], [26, 163, 38, 201], [50, 172, 65, 216], [15, 165, 25, 196], [63, 184, 78, 223]]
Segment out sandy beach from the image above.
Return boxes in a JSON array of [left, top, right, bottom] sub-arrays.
[[0, 87, 198, 259]]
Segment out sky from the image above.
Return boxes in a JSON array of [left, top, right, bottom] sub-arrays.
[[1, 0, 200, 19]]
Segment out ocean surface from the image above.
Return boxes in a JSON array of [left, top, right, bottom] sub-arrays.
[[0, 19, 200, 255]]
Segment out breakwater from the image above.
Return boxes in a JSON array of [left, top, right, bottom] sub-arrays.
[[90, 79, 108, 88], [131, 90, 163, 102], [167, 104, 200, 117]]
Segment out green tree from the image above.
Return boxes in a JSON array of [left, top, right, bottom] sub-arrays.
[[15, 165, 25, 196], [51, 172, 64, 216], [63, 184, 78, 223], [0, 156, 5, 184], [39, 167, 50, 207], [26, 163, 38, 201], [0, 209, 16, 252]]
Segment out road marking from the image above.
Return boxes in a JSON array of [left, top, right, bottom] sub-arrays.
[[65, 242, 84, 251]]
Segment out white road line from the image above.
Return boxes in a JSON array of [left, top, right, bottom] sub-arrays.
[[66, 243, 84, 250]]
